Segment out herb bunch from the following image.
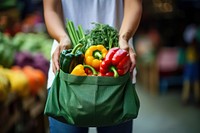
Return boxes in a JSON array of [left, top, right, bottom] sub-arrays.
[[87, 23, 119, 50]]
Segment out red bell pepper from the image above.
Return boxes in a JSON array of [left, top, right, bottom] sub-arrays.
[[100, 47, 131, 78]]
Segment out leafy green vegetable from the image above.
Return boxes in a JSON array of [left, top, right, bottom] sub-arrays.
[[87, 23, 119, 50]]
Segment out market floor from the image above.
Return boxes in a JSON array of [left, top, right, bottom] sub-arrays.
[[89, 85, 200, 133]]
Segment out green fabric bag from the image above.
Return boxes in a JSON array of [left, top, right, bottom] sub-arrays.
[[44, 69, 140, 127]]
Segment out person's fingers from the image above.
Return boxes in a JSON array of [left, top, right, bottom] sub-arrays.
[[129, 47, 137, 72], [52, 62, 57, 74], [129, 58, 136, 72], [52, 47, 60, 73], [118, 38, 137, 72]]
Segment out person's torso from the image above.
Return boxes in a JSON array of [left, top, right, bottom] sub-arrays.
[[61, 0, 124, 31], [186, 46, 198, 63]]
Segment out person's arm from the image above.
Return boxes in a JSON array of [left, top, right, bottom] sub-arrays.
[[119, 0, 142, 72], [43, 0, 68, 42], [43, 0, 71, 73]]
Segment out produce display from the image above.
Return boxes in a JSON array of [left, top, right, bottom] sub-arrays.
[[61, 20, 131, 77], [0, 7, 49, 132], [12, 32, 52, 60], [0, 66, 29, 97], [0, 65, 47, 99], [14, 51, 50, 76], [0, 31, 51, 102]]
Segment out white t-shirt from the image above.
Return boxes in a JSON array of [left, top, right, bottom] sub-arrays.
[[47, 0, 136, 88]]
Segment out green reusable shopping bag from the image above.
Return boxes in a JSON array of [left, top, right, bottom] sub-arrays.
[[44, 69, 140, 127]]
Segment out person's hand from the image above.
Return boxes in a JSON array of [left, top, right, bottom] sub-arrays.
[[52, 36, 71, 73], [119, 38, 136, 73]]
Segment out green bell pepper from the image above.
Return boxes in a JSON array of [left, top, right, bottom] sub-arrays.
[[60, 43, 84, 73]]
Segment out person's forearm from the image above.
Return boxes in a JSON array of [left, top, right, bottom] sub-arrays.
[[119, 0, 142, 42], [43, 0, 69, 42]]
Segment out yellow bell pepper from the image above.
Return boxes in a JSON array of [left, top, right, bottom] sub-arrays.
[[71, 64, 97, 76], [84, 45, 108, 70], [71, 64, 87, 76]]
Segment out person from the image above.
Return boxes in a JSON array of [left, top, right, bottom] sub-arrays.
[[43, 0, 142, 133], [182, 38, 200, 105], [182, 24, 200, 105]]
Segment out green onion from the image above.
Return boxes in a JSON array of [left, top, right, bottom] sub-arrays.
[[78, 25, 85, 39], [66, 22, 76, 47], [66, 20, 86, 48]]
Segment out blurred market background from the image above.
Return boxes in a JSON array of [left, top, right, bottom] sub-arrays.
[[0, 0, 200, 133]]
